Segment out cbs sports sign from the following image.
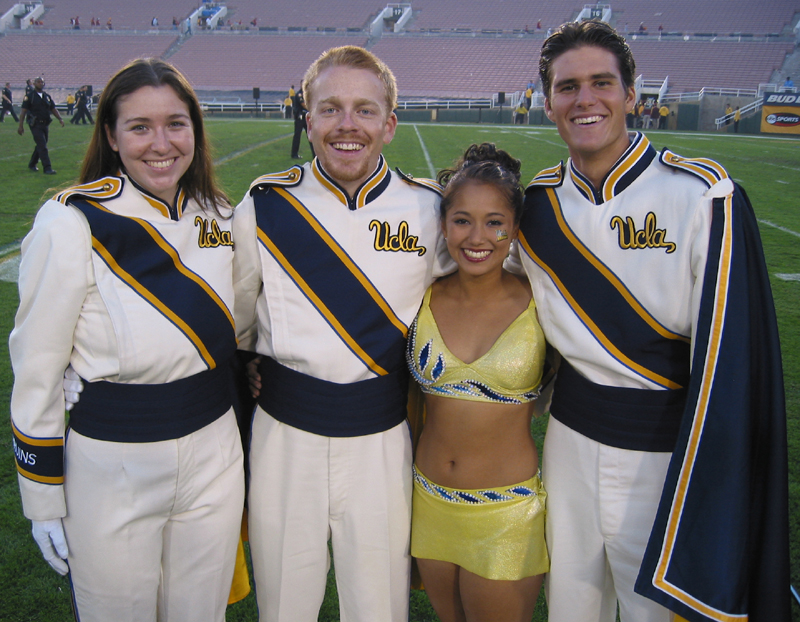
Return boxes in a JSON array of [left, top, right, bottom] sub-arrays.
[[761, 92, 800, 135]]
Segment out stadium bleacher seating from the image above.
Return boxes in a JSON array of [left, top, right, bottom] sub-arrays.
[[0, 0, 796, 100], [6, 0, 197, 31], [0, 32, 178, 88], [219, 0, 385, 30], [629, 40, 796, 93], [405, 0, 571, 33], [608, 0, 797, 37], [168, 35, 368, 91], [372, 37, 538, 98]]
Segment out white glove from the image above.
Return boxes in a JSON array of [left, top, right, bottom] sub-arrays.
[[31, 519, 69, 575], [63, 366, 83, 411]]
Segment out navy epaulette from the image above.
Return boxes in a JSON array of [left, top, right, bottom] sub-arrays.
[[249, 166, 304, 194], [54, 176, 123, 204], [395, 168, 443, 195], [660, 148, 729, 189], [525, 162, 564, 190]]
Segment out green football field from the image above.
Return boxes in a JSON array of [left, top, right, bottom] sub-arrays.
[[0, 118, 798, 621]]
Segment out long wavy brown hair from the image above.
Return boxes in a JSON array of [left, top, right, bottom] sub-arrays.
[[80, 58, 229, 214]]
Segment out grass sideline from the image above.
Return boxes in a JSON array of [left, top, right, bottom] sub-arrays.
[[0, 118, 797, 621]]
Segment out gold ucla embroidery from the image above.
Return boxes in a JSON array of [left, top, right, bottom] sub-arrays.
[[610, 212, 676, 254], [195, 216, 234, 249], [369, 220, 427, 256]]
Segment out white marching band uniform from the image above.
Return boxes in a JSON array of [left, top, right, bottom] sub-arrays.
[[514, 132, 789, 622], [10, 176, 244, 622], [233, 155, 450, 622]]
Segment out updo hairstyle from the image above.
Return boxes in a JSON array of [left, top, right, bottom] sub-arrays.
[[437, 143, 524, 224]]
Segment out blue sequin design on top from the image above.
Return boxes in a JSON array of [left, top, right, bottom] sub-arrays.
[[406, 317, 540, 405], [413, 465, 539, 504], [405, 286, 545, 404]]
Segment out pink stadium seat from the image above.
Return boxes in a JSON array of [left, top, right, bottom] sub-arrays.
[[168, 35, 368, 91], [0, 33, 177, 87], [219, 0, 385, 30], [0, 0, 794, 98], [18, 0, 197, 30], [609, 0, 796, 36]]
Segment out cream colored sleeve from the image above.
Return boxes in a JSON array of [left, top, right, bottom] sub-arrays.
[[10, 201, 92, 520], [231, 194, 263, 352]]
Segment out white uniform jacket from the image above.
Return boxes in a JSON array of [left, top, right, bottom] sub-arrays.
[[233, 155, 451, 388], [516, 133, 789, 622], [10, 175, 236, 520]]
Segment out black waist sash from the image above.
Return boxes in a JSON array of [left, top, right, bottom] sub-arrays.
[[551, 361, 686, 452], [69, 366, 231, 443], [257, 357, 408, 438]]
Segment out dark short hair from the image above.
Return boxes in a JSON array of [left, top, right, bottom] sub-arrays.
[[80, 58, 228, 214], [437, 143, 524, 224], [539, 20, 635, 97]]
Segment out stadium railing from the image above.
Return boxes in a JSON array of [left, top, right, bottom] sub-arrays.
[[662, 87, 759, 104], [200, 101, 283, 112], [714, 98, 763, 129], [396, 99, 493, 110]]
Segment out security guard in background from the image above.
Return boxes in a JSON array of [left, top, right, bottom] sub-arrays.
[[2, 82, 19, 122], [18, 77, 64, 175], [71, 85, 94, 125], [290, 88, 314, 159]]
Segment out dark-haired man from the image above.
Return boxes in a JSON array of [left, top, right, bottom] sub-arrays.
[[233, 46, 451, 622], [71, 86, 94, 125], [514, 19, 788, 622], [2, 82, 19, 122], [18, 77, 63, 174]]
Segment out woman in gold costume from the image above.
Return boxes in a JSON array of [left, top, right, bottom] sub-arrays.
[[406, 143, 549, 622]]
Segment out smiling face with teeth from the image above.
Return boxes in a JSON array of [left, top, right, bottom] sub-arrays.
[[106, 85, 194, 205], [442, 181, 517, 278], [544, 45, 636, 188], [305, 65, 397, 197]]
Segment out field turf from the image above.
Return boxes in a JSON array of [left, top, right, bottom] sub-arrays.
[[0, 118, 797, 621]]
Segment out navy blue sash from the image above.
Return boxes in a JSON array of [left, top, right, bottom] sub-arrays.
[[257, 357, 408, 437], [519, 187, 690, 389], [69, 366, 232, 442], [71, 198, 236, 370], [252, 187, 407, 376], [551, 361, 685, 452]]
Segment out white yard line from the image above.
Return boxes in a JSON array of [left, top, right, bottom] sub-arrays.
[[214, 134, 292, 165], [412, 124, 436, 178], [758, 219, 800, 239]]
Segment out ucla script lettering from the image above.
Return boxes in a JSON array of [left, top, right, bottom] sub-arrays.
[[610, 212, 676, 254], [195, 217, 234, 249], [369, 220, 427, 256]]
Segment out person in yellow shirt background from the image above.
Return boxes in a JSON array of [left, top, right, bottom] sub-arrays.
[[658, 102, 669, 129]]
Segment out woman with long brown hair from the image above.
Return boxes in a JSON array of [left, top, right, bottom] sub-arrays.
[[9, 58, 243, 622]]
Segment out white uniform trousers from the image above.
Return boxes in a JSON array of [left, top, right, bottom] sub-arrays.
[[63, 410, 245, 622], [542, 416, 675, 622], [247, 408, 413, 622]]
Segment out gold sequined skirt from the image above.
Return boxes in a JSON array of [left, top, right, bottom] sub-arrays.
[[411, 465, 549, 581]]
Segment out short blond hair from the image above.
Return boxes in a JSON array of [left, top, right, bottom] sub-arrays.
[[302, 45, 397, 113]]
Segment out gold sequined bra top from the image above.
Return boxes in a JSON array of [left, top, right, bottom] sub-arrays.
[[406, 287, 546, 404]]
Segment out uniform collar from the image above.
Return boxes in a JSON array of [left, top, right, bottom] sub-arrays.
[[311, 155, 392, 211], [568, 132, 657, 205], [124, 172, 188, 220]]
